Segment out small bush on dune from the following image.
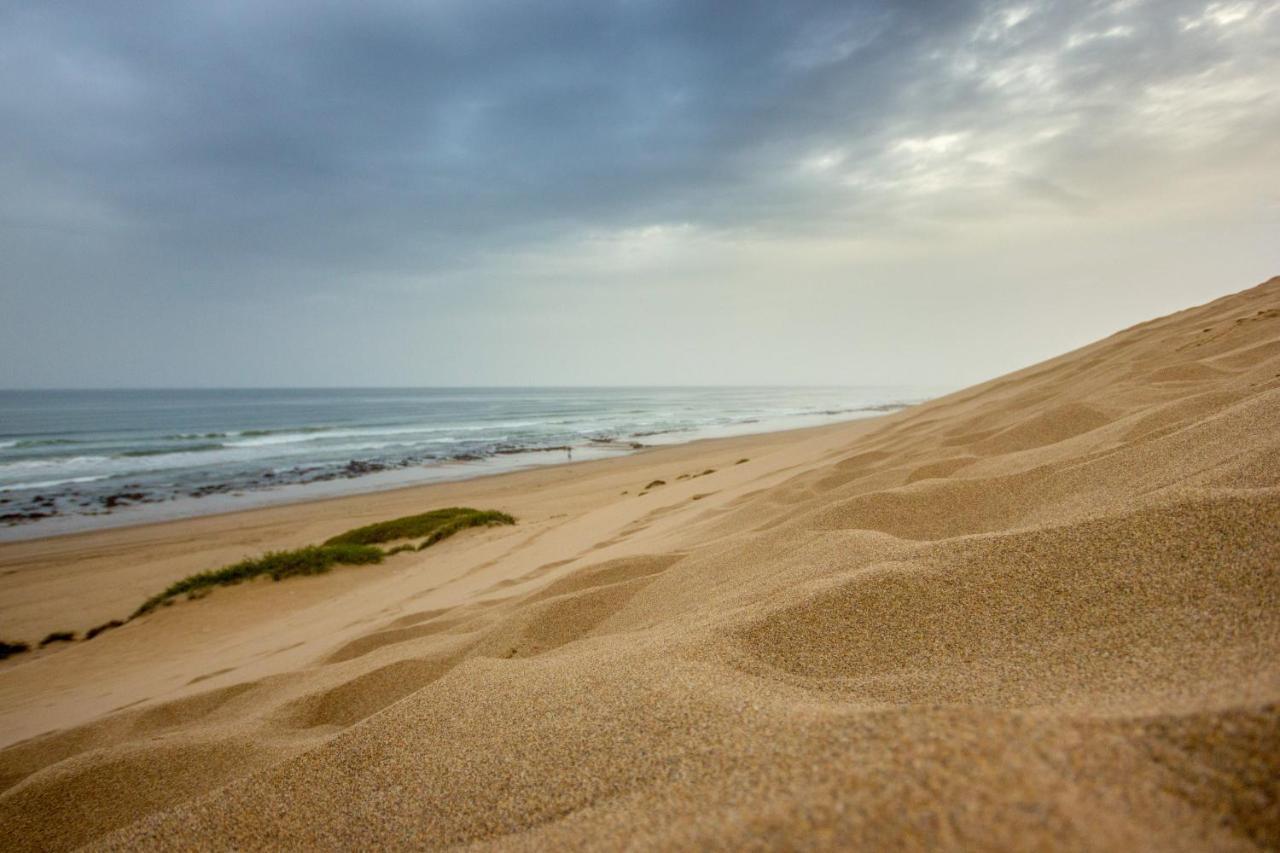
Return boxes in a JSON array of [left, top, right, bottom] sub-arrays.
[[85, 620, 124, 640], [132, 544, 384, 617], [40, 631, 76, 646], [117, 508, 518, 626], [0, 640, 30, 660], [325, 507, 515, 548], [415, 512, 515, 551]]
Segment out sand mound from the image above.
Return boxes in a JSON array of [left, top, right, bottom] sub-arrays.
[[1211, 338, 1280, 370], [324, 617, 472, 664], [474, 558, 675, 659], [972, 401, 1113, 454], [905, 454, 976, 482], [3, 737, 286, 852], [1121, 388, 1247, 442], [279, 657, 461, 730], [742, 493, 1280, 707], [523, 553, 683, 604], [1147, 361, 1228, 382], [3, 276, 1279, 850], [809, 469, 1053, 539]]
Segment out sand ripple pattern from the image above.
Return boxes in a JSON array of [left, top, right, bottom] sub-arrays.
[[3, 278, 1280, 850]]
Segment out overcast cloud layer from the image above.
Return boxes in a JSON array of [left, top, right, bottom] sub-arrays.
[[2, 0, 1278, 388]]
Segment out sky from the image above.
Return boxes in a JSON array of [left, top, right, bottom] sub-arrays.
[[1, 0, 1278, 390]]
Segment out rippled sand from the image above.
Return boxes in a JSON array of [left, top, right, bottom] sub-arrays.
[[2, 278, 1278, 850]]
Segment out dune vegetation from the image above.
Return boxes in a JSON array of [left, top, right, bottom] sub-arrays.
[[131, 544, 386, 617], [133, 508, 514, 617], [0, 508, 516, 655], [39, 632, 75, 647], [323, 507, 515, 549]]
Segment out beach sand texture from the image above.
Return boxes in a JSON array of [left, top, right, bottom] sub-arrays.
[[1, 278, 1278, 850]]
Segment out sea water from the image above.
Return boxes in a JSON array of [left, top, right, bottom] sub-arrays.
[[0, 386, 936, 538]]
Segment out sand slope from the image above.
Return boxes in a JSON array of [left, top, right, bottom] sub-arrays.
[[2, 278, 1279, 850]]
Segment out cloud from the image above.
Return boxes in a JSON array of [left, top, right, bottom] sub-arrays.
[[1, 0, 1277, 386]]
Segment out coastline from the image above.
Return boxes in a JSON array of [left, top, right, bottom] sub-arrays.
[[0, 415, 886, 699], [0, 402, 914, 543], [1, 278, 1277, 850]]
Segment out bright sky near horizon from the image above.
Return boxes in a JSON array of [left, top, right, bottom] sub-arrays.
[[1, 0, 1278, 389]]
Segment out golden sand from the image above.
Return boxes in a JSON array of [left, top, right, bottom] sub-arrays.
[[1, 278, 1278, 850]]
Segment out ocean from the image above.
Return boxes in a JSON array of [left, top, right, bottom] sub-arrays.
[[0, 386, 934, 538]]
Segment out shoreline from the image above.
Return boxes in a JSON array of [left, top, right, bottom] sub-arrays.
[[0, 407, 905, 544], [0, 414, 888, 658]]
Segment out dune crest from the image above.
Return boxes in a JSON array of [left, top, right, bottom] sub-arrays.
[[3, 278, 1279, 850]]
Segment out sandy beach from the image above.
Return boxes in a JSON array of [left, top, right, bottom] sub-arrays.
[[1, 278, 1277, 850]]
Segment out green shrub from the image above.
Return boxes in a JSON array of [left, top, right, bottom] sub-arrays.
[[132, 544, 384, 617], [416, 512, 515, 551], [325, 507, 514, 548], [121, 509, 516, 623]]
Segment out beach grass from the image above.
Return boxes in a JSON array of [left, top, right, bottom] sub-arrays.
[[0, 507, 520, 652], [131, 544, 385, 617], [323, 507, 514, 549], [85, 620, 124, 640]]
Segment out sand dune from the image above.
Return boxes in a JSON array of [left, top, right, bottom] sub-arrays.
[[2, 278, 1279, 850]]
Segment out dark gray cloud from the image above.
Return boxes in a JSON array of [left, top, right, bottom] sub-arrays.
[[3, 1, 957, 272], [1, 0, 1277, 387]]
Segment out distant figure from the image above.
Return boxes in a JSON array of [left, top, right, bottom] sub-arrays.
[[567, 447, 573, 461]]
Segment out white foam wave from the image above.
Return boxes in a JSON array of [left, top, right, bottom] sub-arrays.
[[0, 475, 110, 492], [226, 425, 461, 448], [0, 455, 111, 471]]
